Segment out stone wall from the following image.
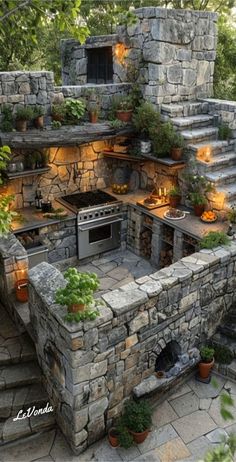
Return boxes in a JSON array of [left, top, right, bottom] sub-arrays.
[[0, 71, 54, 123], [61, 7, 218, 105], [55, 83, 131, 120], [28, 241, 236, 454], [6, 141, 110, 209], [205, 98, 236, 139]]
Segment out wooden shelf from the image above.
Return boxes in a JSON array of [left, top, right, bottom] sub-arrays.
[[6, 167, 51, 179], [102, 151, 143, 162]]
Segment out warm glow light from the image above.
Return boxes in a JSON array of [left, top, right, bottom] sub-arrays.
[[204, 147, 211, 163], [196, 145, 212, 162], [114, 43, 128, 64]]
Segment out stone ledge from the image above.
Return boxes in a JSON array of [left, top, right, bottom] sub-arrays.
[[102, 288, 148, 315], [0, 233, 27, 258]]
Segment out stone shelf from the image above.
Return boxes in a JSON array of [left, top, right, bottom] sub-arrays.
[[102, 151, 144, 162], [141, 154, 186, 169], [5, 166, 51, 179], [0, 123, 133, 148]]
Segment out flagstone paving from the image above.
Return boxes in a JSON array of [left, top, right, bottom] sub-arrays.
[[2, 373, 236, 462]]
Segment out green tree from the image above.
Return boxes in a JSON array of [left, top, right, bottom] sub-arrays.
[[0, 0, 89, 71], [214, 17, 236, 100]]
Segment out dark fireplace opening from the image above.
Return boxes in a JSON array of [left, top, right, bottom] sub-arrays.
[[87, 47, 113, 84], [155, 341, 181, 373]]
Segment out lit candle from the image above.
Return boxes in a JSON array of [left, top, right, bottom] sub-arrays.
[[158, 188, 161, 196], [164, 188, 167, 196], [205, 148, 211, 163]]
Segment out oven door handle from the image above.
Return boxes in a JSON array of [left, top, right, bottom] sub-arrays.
[[78, 217, 123, 232]]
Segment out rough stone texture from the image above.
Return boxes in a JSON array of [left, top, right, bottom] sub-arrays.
[[61, 8, 217, 104], [0, 71, 54, 125], [205, 98, 236, 139], [25, 241, 236, 454]]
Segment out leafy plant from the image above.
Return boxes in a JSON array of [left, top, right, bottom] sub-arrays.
[[213, 344, 234, 365], [64, 308, 99, 323], [218, 122, 232, 140], [51, 120, 62, 129], [189, 192, 207, 206], [1, 105, 13, 132], [122, 400, 152, 433], [150, 122, 174, 157], [132, 102, 160, 139], [200, 231, 230, 249], [170, 132, 185, 149], [15, 106, 33, 121], [116, 421, 133, 449], [51, 103, 67, 121], [169, 186, 181, 197], [227, 206, 236, 224], [109, 119, 126, 129], [200, 346, 215, 363], [113, 95, 133, 113], [64, 98, 86, 123], [184, 173, 213, 200], [33, 105, 45, 118], [85, 89, 101, 115], [0, 146, 17, 235], [55, 267, 100, 308]]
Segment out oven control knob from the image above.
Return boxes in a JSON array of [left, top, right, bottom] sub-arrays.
[[95, 212, 99, 217], [89, 214, 93, 218]]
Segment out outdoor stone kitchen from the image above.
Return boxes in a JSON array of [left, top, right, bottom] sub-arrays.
[[1, 5, 236, 457]]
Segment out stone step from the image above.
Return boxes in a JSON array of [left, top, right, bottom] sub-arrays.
[[188, 139, 235, 155], [161, 101, 209, 117], [196, 152, 236, 172], [205, 166, 236, 185], [219, 324, 236, 340], [218, 184, 236, 204], [171, 114, 214, 130], [0, 361, 42, 391], [0, 383, 49, 419], [0, 409, 55, 446], [181, 126, 218, 144]]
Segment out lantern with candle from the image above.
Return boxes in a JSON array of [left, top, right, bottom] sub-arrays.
[[15, 269, 29, 303]]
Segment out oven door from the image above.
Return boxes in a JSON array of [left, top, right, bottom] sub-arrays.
[[78, 216, 122, 259]]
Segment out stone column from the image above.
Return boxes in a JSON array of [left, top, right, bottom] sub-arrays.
[[151, 221, 163, 267], [173, 230, 184, 262]]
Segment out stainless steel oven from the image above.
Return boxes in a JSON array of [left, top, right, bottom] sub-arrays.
[[78, 214, 122, 259]]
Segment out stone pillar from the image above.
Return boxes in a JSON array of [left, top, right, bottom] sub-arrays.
[[151, 221, 163, 267], [173, 230, 184, 262]]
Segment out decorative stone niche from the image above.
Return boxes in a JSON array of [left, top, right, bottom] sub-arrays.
[[155, 340, 181, 374]]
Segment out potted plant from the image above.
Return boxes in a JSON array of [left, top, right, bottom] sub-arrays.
[[200, 231, 230, 249], [33, 105, 45, 129], [15, 106, 33, 132], [108, 422, 133, 449], [115, 95, 133, 122], [149, 122, 174, 158], [170, 132, 185, 161], [122, 400, 152, 444], [228, 206, 236, 225], [198, 346, 215, 379], [189, 192, 207, 216], [169, 186, 181, 208], [1, 105, 14, 132], [64, 98, 86, 124], [51, 103, 67, 122], [132, 102, 160, 154], [86, 90, 101, 123], [55, 267, 100, 314]]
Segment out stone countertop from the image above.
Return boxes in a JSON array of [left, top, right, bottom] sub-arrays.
[[11, 201, 76, 234], [104, 188, 228, 240]]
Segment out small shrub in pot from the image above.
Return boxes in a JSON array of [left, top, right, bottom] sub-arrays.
[[122, 400, 152, 444], [198, 346, 215, 379], [15, 106, 34, 132], [33, 105, 45, 129], [169, 186, 181, 208]]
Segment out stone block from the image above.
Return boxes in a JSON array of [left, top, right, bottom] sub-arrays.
[[102, 289, 148, 315], [129, 311, 149, 334], [89, 397, 108, 420], [74, 408, 88, 432], [125, 334, 138, 349], [167, 64, 183, 84]]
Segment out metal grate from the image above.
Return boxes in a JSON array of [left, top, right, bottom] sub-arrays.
[[87, 47, 113, 84]]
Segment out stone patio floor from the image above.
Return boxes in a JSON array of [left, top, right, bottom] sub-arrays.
[[2, 373, 236, 462], [54, 249, 156, 297]]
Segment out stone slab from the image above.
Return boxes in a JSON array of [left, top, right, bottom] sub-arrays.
[[170, 391, 199, 417], [208, 395, 236, 427], [152, 401, 178, 428], [206, 427, 228, 443], [102, 289, 148, 315], [139, 424, 178, 454], [188, 376, 225, 399], [187, 435, 214, 459], [172, 410, 217, 443], [155, 437, 191, 462], [169, 383, 192, 401]]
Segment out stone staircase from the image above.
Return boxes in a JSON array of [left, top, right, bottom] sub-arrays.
[[0, 304, 55, 446], [161, 101, 236, 209]]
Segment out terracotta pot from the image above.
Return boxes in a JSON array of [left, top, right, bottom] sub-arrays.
[[34, 116, 44, 129], [116, 110, 133, 122], [198, 359, 214, 379], [171, 147, 183, 161], [52, 113, 64, 122], [16, 119, 27, 132], [194, 204, 205, 217], [15, 279, 29, 303], [169, 195, 181, 208], [108, 428, 119, 447], [156, 371, 165, 379], [68, 303, 86, 314], [89, 112, 98, 123], [129, 429, 149, 444]]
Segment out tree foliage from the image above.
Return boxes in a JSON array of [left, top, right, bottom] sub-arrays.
[[214, 17, 236, 100]]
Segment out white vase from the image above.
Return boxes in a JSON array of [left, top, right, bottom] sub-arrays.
[[140, 140, 151, 154]]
